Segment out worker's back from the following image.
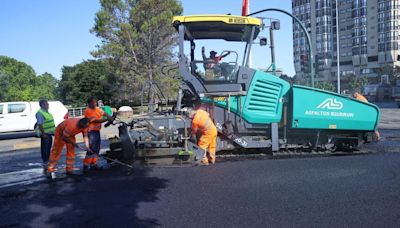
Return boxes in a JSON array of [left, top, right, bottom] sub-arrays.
[[56, 118, 86, 137], [355, 94, 368, 103], [192, 110, 217, 134]]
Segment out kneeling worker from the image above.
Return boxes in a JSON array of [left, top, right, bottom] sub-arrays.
[[47, 118, 91, 177], [189, 109, 218, 165]]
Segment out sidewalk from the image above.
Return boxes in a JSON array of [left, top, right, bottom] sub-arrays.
[[0, 125, 118, 153]]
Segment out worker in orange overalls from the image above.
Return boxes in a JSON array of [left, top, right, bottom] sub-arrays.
[[47, 117, 91, 177], [352, 91, 368, 103], [83, 96, 113, 172], [353, 91, 381, 140], [189, 109, 218, 165]]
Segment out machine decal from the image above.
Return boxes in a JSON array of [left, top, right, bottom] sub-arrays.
[[229, 18, 245, 24], [292, 85, 379, 130], [216, 122, 248, 147], [317, 98, 343, 110], [232, 136, 248, 147], [304, 110, 354, 118], [304, 98, 353, 118]]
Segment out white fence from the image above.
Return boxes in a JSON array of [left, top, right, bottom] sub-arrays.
[[67, 107, 86, 117]]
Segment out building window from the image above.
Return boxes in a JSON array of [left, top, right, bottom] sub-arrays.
[[361, 46, 367, 54], [378, 43, 386, 51]]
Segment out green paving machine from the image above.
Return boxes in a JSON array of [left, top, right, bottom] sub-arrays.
[[105, 14, 380, 166]]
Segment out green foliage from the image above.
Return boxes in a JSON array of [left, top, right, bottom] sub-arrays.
[[0, 71, 9, 101], [315, 81, 336, 92], [348, 76, 369, 92], [0, 56, 58, 101], [58, 60, 117, 106], [280, 74, 295, 85], [377, 65, 400, 85], [91, 0, 183, 105]]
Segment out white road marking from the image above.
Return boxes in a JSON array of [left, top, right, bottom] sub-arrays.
[[0, 168, 44, 189]]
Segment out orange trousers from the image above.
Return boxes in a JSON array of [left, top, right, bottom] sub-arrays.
[[83, 131, 100, 166], [47, 136, 76, 173], [83, 155, 98, 166], [198, 130, 217, 164]]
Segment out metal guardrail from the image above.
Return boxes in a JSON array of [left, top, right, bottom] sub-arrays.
[[67, 107, 86, 117]]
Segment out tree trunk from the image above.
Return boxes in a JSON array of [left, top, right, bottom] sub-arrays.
[[147, 67, 155, 112]]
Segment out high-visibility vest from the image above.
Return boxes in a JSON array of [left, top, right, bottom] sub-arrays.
[[355, 94, 368, 103], [102, 106, 113, 116], [192, 110, 217, 134], [37, 109, 56, 134]]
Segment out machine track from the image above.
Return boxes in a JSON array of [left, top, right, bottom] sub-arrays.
[[216, 147, 374, 162]]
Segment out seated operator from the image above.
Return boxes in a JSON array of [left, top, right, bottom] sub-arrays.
[[202, 46, 231, 69]]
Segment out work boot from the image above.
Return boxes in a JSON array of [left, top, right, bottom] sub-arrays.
[[198, 158, 209, 166], [46, 172, 55, 180], [208, 157, 216, 164], [42, 163, 48, 174]]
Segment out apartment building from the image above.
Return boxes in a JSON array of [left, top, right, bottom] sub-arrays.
[[292, 0, 400, 85]]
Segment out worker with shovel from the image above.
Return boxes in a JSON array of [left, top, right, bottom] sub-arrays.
[[83, 96, 114, 172], [189, 108, 218, 165], [47, 117, 92, 178]]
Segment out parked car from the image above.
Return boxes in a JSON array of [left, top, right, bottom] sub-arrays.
[[0, 101, 68, 133], [363, 84, 379, 102]]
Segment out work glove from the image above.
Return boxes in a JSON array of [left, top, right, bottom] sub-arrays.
[[190, 134, 198, 144]]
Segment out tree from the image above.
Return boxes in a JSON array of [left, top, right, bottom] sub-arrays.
[[315, 81, 336, 92], [33, 72, 58, 100], [377, 65, 400, 85], [0, 71, 9, 101], [0, 56, 58, 101], [348, 76, 368, 92], [58, 60, 117, 106], [91, 0, 183, 108], [280, 74, 295, 85]]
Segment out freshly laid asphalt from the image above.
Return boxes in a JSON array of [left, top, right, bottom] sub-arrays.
[[1, 147, 400, 227], [1, 108, 399, 227]]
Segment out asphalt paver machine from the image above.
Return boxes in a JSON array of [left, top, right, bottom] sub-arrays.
[[105, 14, 380, 166]]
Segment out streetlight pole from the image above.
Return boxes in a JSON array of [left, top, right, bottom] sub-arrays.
[[336, 0, 341, 93], [270, 22, 276, 75], [248, 8, 315, 87]]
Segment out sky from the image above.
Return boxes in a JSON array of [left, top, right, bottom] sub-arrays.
[[0, 0, 294, 78]]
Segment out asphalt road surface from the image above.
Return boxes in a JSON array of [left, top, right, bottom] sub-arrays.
[[1, 132, 400, 227]]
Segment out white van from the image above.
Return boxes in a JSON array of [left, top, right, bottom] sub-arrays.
[[0, 101, 68, 133]]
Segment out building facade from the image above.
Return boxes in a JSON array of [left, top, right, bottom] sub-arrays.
[[292, 0, 400, 86]]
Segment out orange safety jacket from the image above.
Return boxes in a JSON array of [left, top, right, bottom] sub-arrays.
[[355, 94, 368, 103], [56, 118, 88, 138], [191, 110, 217, 135], [84, 107, 105, 132]]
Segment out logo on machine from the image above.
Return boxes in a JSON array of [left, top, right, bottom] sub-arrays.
[[317, 98, 343, 110]]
